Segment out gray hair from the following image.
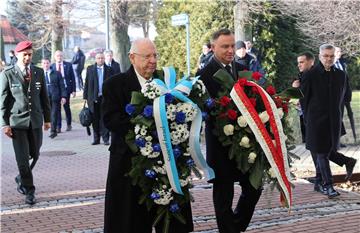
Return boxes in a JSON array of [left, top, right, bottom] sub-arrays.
[[129, 38, 154, 54], [104, 50, 113, 55], [319, 44, 335, 53]]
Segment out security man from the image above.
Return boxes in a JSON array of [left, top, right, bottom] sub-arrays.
[[0, 41, 51, 205]]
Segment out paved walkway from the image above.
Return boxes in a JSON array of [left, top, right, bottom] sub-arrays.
[[1, 122, 360, 233]]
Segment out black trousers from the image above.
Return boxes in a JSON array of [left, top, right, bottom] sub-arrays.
[[299, 115, 306, 143], [92, 97, 109, 143], [104, 153, 193, 233], [12, 126, 42, 193], [57, 93, 72, 128], [213, 177, 262, 233], [50, 99, 61, 133]]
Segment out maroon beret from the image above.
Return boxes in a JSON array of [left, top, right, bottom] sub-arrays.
[[15, 41, 33, 53]]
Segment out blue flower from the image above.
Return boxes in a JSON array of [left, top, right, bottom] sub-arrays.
[[175, 111, 186, 124], [173, 146, 182, 159], [143, 105, 153, 118], [169, 203, 180, 213], [150, 192, 160, 200], [135, 137, 146, 147], [205, 98, 215, 109], [145, 169, 156, 179], [165, 93, 174, 104], [186, 158, 195, 167], [125, 104, 136, 115], [153, 143, 161, 152], [202, 111, 208, 120]]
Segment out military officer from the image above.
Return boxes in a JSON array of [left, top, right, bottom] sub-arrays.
[[0, 41, 51, 205]]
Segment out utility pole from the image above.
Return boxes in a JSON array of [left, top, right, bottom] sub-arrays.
[[105, 0, 110, 50]]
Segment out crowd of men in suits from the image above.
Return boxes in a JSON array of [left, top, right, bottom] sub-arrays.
[[1, 28, 357, 233]]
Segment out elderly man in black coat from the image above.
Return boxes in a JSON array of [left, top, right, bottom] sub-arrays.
[[196, 29, 262, 233], [102, 38, 193, 233], [300, 44, 346, 198]]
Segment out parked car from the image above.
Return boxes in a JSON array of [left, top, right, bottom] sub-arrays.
[[85, 48, 105, 59]]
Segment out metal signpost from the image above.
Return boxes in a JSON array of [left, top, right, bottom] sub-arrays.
[[171, 13, 190, 77]]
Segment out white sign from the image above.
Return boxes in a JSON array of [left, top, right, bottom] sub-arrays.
[[171, 14, 189, 26]]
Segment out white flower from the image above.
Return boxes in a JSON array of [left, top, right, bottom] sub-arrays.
[[268, 167, 277, 178], [237, 116, 248, 128], [140, 128, 147, 136], [180, 177, 190, 187], [155, 88, 161, 95], [239, 136, 251, 148], [140, 146, 152, 156], [145, 136, 152, 142], [183, 147, 191, 156], [223, 124, 234, 136], [148, 92, 156, 99], [259, 111, 269, 123], [277, 108, 284, 119], [248, 152, 257, 163], [134, 124, 141, 134], [148, 152, 160, 158]]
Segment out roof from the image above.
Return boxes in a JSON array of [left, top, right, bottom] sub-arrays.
[[0, 15, 28, 44]]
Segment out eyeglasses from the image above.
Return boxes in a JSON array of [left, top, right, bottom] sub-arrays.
[[133, 53, 160, 60]]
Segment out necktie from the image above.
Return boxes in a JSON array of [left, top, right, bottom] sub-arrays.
[[25, 66, 31, 82], [57, 63, 61, 72], [45, 71, 51, 96], [98, 67, 103, 96], [225, 65, 232, 75]]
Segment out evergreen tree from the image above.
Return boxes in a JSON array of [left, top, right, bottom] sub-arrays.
[[155, 0, 235, 76]]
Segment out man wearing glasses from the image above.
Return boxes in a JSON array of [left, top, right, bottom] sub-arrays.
[[102, 38, 193, 233], [300, 44, 347, 198]]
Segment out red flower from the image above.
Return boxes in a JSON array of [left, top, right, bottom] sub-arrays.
[[251, 87, 259, 94], [227, 109, 237, 120], [252, 71, 263, 81], [274, 96, 283, 107], [249, 98, 257, 107], [237, 78, 248, 87], [219, 96, 231, 107], [282, 103, 289, 114], [266, 85, 276, 96]]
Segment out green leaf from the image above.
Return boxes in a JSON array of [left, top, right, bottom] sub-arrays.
[[130, 91, 147, 105], [132, 115, 154, 128], [162, 211, 171, 233], [276, 87, 304, 99], [237, 70, 253, 78], [213, 69, 235, 91], [249, 155, 265, 189], [125, 130, 138, 153], [153, 207, 167, 227], [173, 212, 186, 225]]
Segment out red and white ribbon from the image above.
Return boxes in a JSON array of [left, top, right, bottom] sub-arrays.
[[230, 80, 292, 207]]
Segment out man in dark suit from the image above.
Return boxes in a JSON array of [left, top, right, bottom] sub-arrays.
[[300, 44, 346, 198], [83, 52, 112, 145], [71, 46, 86, 91], [104, 49, 121, 75], [102, 38, 193, 233], [41, 58, 67, 139], [0, 41, 51, 205], [51, 50, 76, 132], [196, 29, 262, 233]]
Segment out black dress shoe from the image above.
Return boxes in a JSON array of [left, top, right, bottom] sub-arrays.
[[15, 177, 26, 195], [56, 128, 61, 133], [104, 141, 110, 145], [340, 143, 347, 148], [49, 132, 57, 139], [325, 186, 340, 199], [66, 125, 72, 131], [25, 192, 36, 205], [345, 158, 357, 181], [314, 184, 326, 195], [91, 141, 100, 145]]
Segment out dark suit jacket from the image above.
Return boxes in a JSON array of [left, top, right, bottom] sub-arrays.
[[83, 64, 113, 113], [46, 69, 67, 102], [71, 50, 85, 74], [300, 63, 346, 153], [196, 57, 247, 181], [0, 65, 51, 129], [51, 61, 76, 94], [106, 59, 121, 75]]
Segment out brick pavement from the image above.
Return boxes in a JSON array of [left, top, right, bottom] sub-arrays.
[[1, 122, 360, 233]]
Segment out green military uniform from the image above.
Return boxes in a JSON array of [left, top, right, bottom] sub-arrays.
[[0, 64, 51, 194]]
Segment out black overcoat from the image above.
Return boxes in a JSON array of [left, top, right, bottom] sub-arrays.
[[300, 63, 346, 153], [102, 66, 193, 233]]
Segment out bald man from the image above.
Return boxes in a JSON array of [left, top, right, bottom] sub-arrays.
[[102, 38, 193, 233]]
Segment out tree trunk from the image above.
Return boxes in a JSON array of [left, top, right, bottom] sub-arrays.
[[142, 21, 149, 38], [51, 0, 64, 61], [0, 28, 5, 62], [110, 1, 131, 71], [234, 0, 252, 42]]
